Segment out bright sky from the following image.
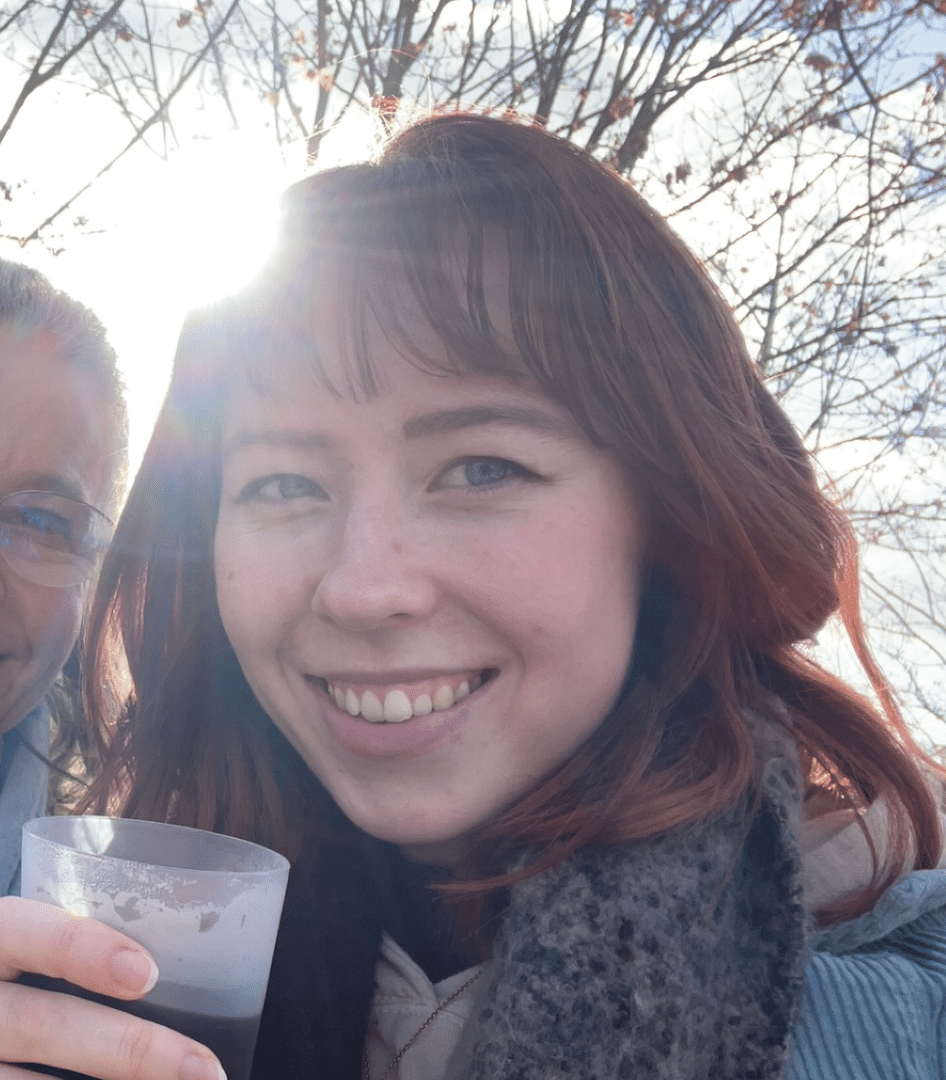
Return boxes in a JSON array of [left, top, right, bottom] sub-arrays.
[[0, 65, 384, 465]]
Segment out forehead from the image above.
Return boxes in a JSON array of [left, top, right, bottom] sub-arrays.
[[229, 234, 529, 394], [0, 327, 112, 506], [228, 267, 526, 402], [222, 344, 580, 444]]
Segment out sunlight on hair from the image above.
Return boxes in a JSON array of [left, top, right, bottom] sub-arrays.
[[51, 130, 296, 469], [0, 91, 381, 472]]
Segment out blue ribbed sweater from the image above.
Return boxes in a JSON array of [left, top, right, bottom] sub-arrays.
[[789, 868, 946, 1078]]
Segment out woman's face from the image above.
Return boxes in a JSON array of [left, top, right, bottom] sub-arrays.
[[0, 329, 111, 735], [215, 315, 644, 862]]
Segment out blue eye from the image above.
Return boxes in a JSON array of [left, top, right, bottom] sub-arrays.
[[438, 457, 534, 490], [463, 460, 516, 486], [272, 476, 319, 499], [23, 507, 70, 534], [15, 507, 73, 548], [239, 474, 325, 503], [0, 492, 110, 584]]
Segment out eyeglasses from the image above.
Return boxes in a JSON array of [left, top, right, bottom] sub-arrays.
[[0, 490, 114, 588]]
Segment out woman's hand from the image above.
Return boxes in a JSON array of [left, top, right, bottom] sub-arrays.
[[0, 897, 226, 1080]]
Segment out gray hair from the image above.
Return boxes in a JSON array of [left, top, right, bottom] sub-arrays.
[[0, 258, 129, 509]]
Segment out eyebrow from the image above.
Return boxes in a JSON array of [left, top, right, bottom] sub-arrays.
[[9, 473, 86, 502], [223, 403, 577, 457], [401, 404, 575, 441]]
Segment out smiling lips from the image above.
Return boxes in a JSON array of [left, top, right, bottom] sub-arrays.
[[323, 671, 487, 723]]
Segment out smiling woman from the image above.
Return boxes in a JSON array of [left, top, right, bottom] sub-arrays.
[[1, 113, 945, 1080], [214, 343, 641, 864]]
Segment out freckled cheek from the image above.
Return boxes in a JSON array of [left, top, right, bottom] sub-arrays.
[[214, 537, 314, 649], [477, 520, 613, 605], [518, 519, 640, 654]]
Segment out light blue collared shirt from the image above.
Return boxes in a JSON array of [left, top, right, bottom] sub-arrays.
[[0, 702, 50, 896]]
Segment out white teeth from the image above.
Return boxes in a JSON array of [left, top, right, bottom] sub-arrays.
[[432, 685, 455, 711], [326, 674, 487, 722], [361, 690, 384, 722], [383, 690, 413, 723]]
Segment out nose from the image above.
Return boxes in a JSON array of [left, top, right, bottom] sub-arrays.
[[311, 501, 438, 632]]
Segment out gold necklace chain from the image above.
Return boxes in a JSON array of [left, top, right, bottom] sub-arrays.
[[365, 967, 484, 1080]]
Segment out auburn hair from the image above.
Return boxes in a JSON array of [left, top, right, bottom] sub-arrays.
[[81, 112, 941, 926]]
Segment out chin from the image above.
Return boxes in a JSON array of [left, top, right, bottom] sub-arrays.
[[351, 811, 471, 865], [397, 836, 469, 866]]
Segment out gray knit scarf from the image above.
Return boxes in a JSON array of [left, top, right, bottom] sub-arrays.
[[445, 716, 808, 1080]]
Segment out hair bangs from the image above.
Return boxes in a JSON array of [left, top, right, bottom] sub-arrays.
[[241, 156, 627, 439]]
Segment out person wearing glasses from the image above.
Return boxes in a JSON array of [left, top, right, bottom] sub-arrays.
[[0, 259, 126, 897]]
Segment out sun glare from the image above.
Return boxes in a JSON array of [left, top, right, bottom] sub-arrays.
[[58, 130, 295, 468], [0, 88, 381, 472]]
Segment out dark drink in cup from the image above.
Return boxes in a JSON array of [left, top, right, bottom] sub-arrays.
[[127, 980, 263, 1080], [17, 975, 261, 1080], [132, 1004, 260, 1080], [19, 817, 289, 1080]]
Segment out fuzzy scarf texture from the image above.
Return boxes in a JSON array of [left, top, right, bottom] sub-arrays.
[[252, 717, 808, 1080]]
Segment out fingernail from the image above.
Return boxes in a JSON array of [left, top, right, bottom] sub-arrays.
[[108, 948, 159, 993], [181, 1053, 227, 1080]]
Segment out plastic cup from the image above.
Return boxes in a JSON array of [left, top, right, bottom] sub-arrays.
[[20, 816, 290, 1080]]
